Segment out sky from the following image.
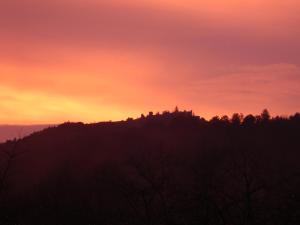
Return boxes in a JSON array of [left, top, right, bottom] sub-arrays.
[[0, 0, 299, 124]]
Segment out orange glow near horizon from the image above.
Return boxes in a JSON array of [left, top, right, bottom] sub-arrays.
[[0, 0, 299, 124]]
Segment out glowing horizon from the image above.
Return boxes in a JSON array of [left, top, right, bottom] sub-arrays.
[[0, 0, 299, 124]]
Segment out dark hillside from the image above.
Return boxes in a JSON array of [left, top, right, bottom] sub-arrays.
[[0, 110, 299, 225]]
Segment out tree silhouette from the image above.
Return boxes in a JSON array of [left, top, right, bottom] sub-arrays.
[[261, 109, 271, 122]]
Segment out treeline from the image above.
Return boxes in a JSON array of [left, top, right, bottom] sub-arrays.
[[0, 109, 299, 225]]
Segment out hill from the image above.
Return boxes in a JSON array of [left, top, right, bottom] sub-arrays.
[[0, 110, 299, 225]]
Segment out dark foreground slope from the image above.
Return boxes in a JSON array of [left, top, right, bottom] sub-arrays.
[[0, 111, 299, 225]]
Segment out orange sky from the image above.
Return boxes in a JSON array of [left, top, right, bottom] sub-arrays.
[[0, 0, 299, 124]]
